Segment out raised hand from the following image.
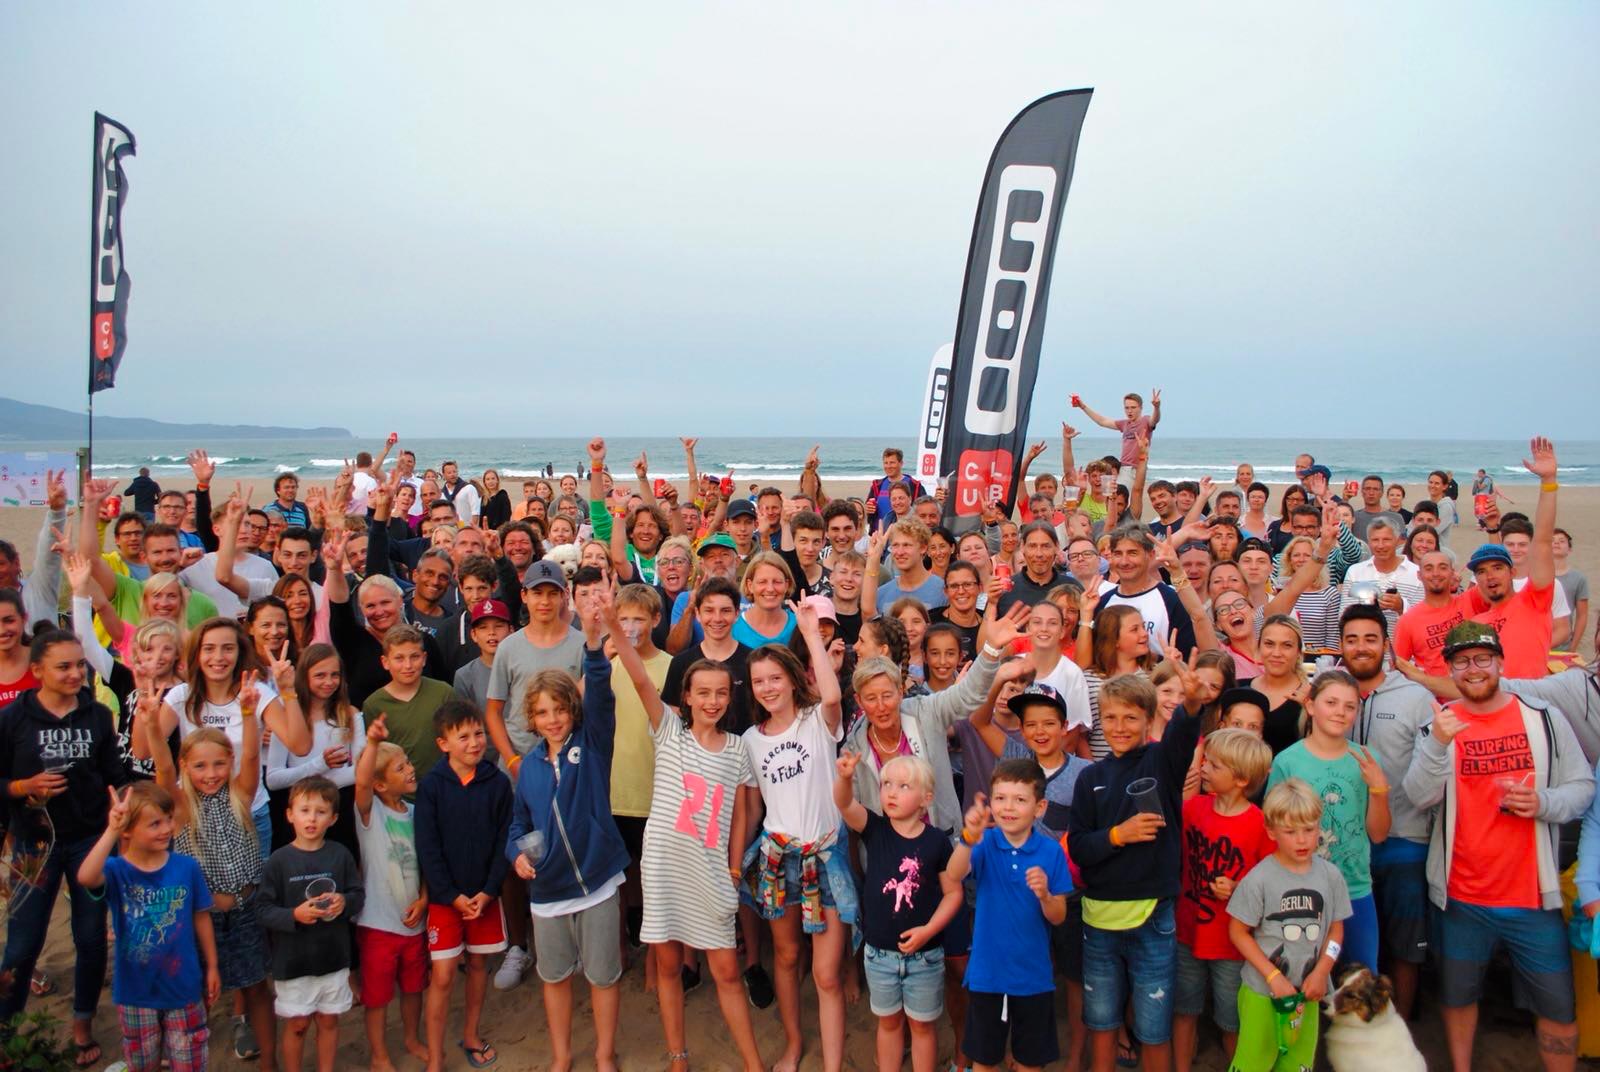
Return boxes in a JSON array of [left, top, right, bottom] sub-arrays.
[[983, 603, 1031, 651], [105, 785, 133, 833], [320, 527, 348, 570], [1349, 744, 1388, 792], [1429, 701, 1463, 745], [367, 713, 389, 743], [835, 750, 861, 780], [805, 444, 820, 471], [1062, 421, 1080, 441], [1151, 388, 1162, 407], [962, 792, 993, 838], [64, 552, 95, 596], [237, 670, 261, 718], [634, 452, 649, 479], [84, 477, 118, 502], [587, 437, 607, 466], [1523, 436, 1558, 482], [186, 450, 215, 485], [1197, 475, 1214, 500], [680, 436, 699, 454], [790, 597, 821, 638], [1025, 441, 1047, 463], [45, 470, 67, 512]]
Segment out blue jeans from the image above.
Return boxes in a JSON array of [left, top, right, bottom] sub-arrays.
[[1082, 898, 1177, 1044], [0, 833, 108, 1022]]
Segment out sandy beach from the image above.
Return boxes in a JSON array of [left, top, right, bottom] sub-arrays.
[[3, 476, 1597, 1069]]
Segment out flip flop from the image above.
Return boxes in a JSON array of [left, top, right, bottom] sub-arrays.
[[459, 1040, 497, 1068], [74, 1040, 102, 1068], [29, 971, 55, 997]]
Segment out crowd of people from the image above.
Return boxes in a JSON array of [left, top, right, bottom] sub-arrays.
[[0, 395, 1596, 1072]]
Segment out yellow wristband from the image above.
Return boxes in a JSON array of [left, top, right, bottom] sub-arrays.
[[1541, 481, 1559, 493], [1109, 826, 1122, 848], [1369, 785, 1388, 794], [1266, 969, 1283, 982], [961, 827, 981, 845]]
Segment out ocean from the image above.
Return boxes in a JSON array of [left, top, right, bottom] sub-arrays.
[[45, 435, 1600, 487]]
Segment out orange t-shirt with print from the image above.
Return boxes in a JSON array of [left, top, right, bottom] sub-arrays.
[[1456, 582, 1554, 680], [1393, 600, 1467, 677], [1446, 699, 1540, 908]]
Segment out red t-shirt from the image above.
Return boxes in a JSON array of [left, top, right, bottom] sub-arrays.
[[1446, 699, 1540, 908], [0, 668, 37, 709], [1177, 794, 1273, 959], [1458, 583, 1554, 680], [1393, 600, 1467, 677]]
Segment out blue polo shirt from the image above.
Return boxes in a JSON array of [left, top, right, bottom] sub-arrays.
[[966, 826, 1072, 995]]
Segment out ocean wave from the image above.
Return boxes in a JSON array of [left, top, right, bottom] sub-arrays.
[[1499, 465, 1586, 473]]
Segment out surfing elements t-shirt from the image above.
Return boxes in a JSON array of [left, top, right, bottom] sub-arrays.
[[104, 852, 213, 1009], [1446, 699, 1540, 908]]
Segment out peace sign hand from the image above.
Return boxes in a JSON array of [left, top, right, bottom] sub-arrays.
[[1349, 744, 1388, 792], [238, 671, 261, 718], [268, 642, 295, 693], [105, 786, 134, 834]]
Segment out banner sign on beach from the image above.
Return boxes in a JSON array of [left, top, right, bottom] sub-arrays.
[[939, 89, 1091, 525], [89, 112, 137, 393], [915, 343, 953, 486]]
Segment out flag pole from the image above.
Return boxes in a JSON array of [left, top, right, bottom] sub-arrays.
[[86, 113, 97, 482]]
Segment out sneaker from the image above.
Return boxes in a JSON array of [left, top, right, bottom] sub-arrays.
[[742, 964, 775, 1009], [232, 1015, 261, 1061], [493, 945, 532, 990]]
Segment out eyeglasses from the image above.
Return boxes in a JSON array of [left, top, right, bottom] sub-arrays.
[[1066, 550, 1097, 562], [1449, 652, 1498, 670], [946, 581, 978, 591], [1280, 922, 1321, 943], [1214, 600, 1250, 614]]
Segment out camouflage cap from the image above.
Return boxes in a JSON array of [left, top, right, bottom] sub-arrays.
[[1441, 621, 1503, 662]]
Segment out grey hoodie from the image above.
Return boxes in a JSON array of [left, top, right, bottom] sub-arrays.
[[1347, 671, 1436, 844], [1403, 693, 1596, 911], [844, 653, 1000, 833], [1503, 667, 1600, 767]]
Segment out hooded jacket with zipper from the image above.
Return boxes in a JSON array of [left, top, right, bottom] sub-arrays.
[[0, 687, 128, 843], [1403, 693, 1595, 911], [506, 644, 629, 906], [1067, 703, 1202, 902], [1348, 670, 1436, 844], [414, 753, 513, 906], [844, 653, 1000, 833]]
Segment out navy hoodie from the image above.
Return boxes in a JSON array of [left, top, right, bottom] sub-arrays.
[[505, 644, 630, 905], [1067, 703, 1202, 902], [414, 752, 512, 906], [0, 689, 128, 843]]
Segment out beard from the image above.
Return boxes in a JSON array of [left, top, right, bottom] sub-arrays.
[[1457, 674, 1500, 704]]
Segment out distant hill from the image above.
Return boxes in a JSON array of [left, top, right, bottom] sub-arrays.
[[0, 398, 352, 440]]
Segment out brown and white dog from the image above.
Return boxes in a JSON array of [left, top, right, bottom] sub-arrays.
[[1322, 964, 1427, 1071]]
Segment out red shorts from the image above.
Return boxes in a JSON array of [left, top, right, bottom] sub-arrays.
[[356, 926, 428, 1007], [425, 899, 508, 961]]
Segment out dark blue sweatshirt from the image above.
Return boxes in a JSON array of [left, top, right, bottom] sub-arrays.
[[1067, 704, 1202, 902], [0, 689, 128, 843], [505, 644, 629, 905], [414, 754, 512, 906]]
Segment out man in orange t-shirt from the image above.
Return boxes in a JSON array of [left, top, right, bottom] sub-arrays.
[[1393, 550, 1467, 677]]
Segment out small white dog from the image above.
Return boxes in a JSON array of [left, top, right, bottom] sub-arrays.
[[1322, 964, 1427, 1071], [544, 542, 582, 580]]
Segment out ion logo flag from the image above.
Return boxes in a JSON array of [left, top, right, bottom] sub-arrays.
[[938, 90, 1091, 525], [915, 343, 953, 486], [89, 112, 137, 393]]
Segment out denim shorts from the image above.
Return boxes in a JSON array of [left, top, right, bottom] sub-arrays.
[[863, 944, 945, 1022], [1173, 943, 1242, 1032], [1081, 898, 1177, 1044], [213, 899, 269, 992], [1436, 900, 1575, 1022]]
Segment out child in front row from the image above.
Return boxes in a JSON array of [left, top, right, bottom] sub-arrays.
[[1173, 728, 1274, 1072], [144, 671, 279, 1071], [1227, 778, 1350, 1072], [78, 782, 220, 1072], [415, 701, 513, 1072], [947, 759, 1072, 1072], [257, 776, 365, 1072], [1066, 670, 1203, 1072], [835, 751, 964, 1072], [354, 715, 429, 1072], [507, 591, 628, 1072]]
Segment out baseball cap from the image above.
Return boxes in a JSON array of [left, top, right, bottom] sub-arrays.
[[696, 532, 737, 556], [469, 599, 511, 625], [726, 499, 757, 520], [1303, 464, 1332, 482], [1007, 683, 1067, 719], [804, 595, 837, 623], [521, 559, 567, 590], [1441, 621, 1503, 661], [1236, 537, 1273, 559], [1219, 687, 1271, 719], [1466, 544, 1513, 572]]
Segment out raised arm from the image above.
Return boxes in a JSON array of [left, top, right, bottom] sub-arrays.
[[799, 444, 824, 507], [968, 657, 1032, 757], [1524, 437, 1559, 590], [792, 599, 842, 731], [23, 470, 68, 629], [861, 527, 888, 620], [1061, 422, 1080, 498], [680, 437, 701, 508], [187, 451, 220, 552], [1264, 504, 1340, 619], [1015, 441, 1048, 503], [586, 437, 614, 545], [1148, 387, 1162, 430], [1127, 434, 1150, 521], [213, 491, 252, 601], [832, 751, 869, 832], [602, 592, 664, 731], [1155, 538, 1219, 652], [78, 478, 120, 598], [353, 712, 388, 823], [1072, 396, 1119, 431]]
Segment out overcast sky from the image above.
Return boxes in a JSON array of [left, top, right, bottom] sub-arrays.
[[2, 2, 1595, 439]]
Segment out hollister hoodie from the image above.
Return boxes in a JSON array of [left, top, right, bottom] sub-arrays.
[[0, 688, 127, 843]]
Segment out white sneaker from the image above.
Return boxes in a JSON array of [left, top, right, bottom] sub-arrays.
[[493, 945, 532, 990]]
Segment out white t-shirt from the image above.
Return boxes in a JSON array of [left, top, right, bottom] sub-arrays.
[[1101, 584, 1175, 654], [182, 553, 281, 619], [742, 704, 843, 842], [1034, 656, 1094, 731], [1512, 575, 1572, 621], [264, 713, 366, 791], [355, 798, 423, 935], [1341, 557, 1424, 633], [400, 476, 425, 517], [164, 679, 280, 812], [349, 471, 378, 515], [449, 482, 482, 525]]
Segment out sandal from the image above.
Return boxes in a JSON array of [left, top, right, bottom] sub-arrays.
[[29, 971, 55, 997], [74, 1040, 102, 1068], [1115, 1036, 1141, 1069], [459, 1040, 498, 1068]]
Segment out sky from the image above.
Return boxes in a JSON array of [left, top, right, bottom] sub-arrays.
[[1, 2, 1596, 440]]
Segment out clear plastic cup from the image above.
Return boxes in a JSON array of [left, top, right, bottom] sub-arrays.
[[516, 830, 547, 865], [1126, 776, 1164, 816]]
